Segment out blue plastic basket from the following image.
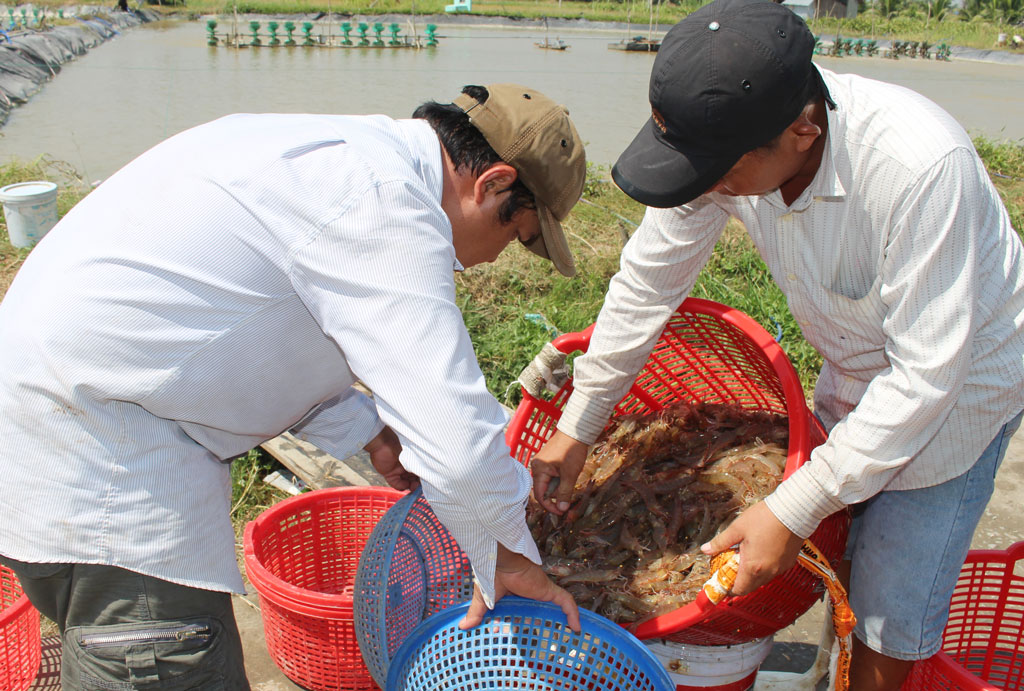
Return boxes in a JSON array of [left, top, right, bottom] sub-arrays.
[[385, 596, 674, 691], [354, 487, 475, 687]]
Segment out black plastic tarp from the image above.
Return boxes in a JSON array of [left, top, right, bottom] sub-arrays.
[[0, 6, 158, 125]]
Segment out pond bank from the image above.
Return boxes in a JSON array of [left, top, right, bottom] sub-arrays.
[[1, 16, 1020, 180], [0, 5, 161, 124], [200, 10, 1024, 65]]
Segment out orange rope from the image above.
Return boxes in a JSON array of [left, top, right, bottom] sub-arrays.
[[701, 541, 856, 691], [796, 540, 855, 691]]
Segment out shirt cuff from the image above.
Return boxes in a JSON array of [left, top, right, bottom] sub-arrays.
[[557, 391, 616, 445], [763, 463, 847, 539], [468, 534, 543, 609], [422, 466, 542, 609]]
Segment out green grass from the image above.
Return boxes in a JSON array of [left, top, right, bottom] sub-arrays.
[[229, 448, 288, 527], [36, 0, 700, 23], [974, 135, 1024, 233], [808, 14, 1024, 49]]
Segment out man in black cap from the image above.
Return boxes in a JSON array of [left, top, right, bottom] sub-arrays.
[[528, 0, 1024, 688]]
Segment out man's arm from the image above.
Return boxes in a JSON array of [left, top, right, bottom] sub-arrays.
[[767, 147, 995, 539], [708, 147, 1008, 595], [288, 387, 386, 466], [289, 177, 561, 615], [534, 200, 730, 510]]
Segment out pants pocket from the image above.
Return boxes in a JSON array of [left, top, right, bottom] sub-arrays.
[[66, 617, 227, 690]]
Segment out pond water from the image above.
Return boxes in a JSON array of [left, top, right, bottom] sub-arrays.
[[0, 19, 1022, 183]]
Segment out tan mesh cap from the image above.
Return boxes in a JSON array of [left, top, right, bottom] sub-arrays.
[[454, 84, 586, 277]]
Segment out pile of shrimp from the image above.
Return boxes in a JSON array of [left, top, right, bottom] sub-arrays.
[[527, 401, 790, 626]]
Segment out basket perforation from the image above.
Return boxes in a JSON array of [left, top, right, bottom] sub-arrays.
[[902, 541, 1024, 690], [654, 319, 749, 407], [354, 489, 475, 687], [243, 486, 403, 691], [615, 312, 789, 425], [385, 598, 673, 691], [0, 565, 41, 691]]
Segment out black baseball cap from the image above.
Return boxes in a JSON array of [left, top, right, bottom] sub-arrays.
[[612, 0, 831, 208]]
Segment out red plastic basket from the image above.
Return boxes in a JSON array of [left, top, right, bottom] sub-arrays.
[[243, 486, 405, 691], [902, 541, 1024, 691], [506, 297, 850, 645], [0, 564, 41, 691]]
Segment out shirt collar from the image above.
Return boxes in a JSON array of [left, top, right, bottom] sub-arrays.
[[396, 118, 445, 206], [761, 67, 846, 212], [806, 68, 847, 202], [394, 118, 464, 271]]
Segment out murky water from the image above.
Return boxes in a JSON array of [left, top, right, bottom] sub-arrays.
[[0, 20, 1022, 183]]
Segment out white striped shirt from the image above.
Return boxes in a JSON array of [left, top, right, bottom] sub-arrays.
[[558, 68, 1024, 539], [0, 114, 538, 598]]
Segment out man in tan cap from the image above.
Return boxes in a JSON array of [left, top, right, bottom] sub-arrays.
[[0, 84, 585, 689]]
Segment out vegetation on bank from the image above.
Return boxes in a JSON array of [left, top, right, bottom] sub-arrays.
[[2, 136, 1023, 532], [21, 0, 1023, 51]]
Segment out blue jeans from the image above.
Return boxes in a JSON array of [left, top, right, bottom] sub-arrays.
[[844, 410, 1023, 660]]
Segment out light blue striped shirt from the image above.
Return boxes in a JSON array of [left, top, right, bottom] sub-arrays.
[[0, 114, 537, 597]]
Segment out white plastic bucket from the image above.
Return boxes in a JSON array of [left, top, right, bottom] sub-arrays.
[[645, 636, 774, 691], [0, 181, 59, 248]]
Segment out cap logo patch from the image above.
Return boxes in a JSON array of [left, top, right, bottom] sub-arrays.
[[652, 108, 667, 134]]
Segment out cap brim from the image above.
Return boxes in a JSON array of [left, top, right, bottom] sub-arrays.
[[523, 204, 576, 278], [612, 118, 741, 208]]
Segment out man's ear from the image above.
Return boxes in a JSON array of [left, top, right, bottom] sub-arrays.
[[473, 163, 519, 203], [790, 113, 823, 154]]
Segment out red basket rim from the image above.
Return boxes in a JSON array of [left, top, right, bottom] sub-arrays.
[[0, 564, 32, 628], [913, 539, 1024, 691], [243, 486, 405, 611], [962, 539, 1024, 566], [505, 297, 814, 481], [920, 651, 1005, 691], [505, 297, 835, 641]]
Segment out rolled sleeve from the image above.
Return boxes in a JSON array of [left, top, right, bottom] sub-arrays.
[[764, 464, 847, 538], [289, 388, 384, 461], [559, 202, 728, 441]]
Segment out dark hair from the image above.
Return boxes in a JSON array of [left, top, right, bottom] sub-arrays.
[[413, 85, 536, 223], [753, 70, 826, 153]]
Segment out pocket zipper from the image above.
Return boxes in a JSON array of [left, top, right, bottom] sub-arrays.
[[81, 623, 211, 647]]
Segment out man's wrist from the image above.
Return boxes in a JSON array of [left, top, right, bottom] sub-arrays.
[[495, 544, 532, 573]]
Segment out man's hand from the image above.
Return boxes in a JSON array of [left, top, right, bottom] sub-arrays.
[[364, 426, 419, 492], [460, 544, 581, 633], [530, 430, 589, 515], [700, 500, 804, 596]]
